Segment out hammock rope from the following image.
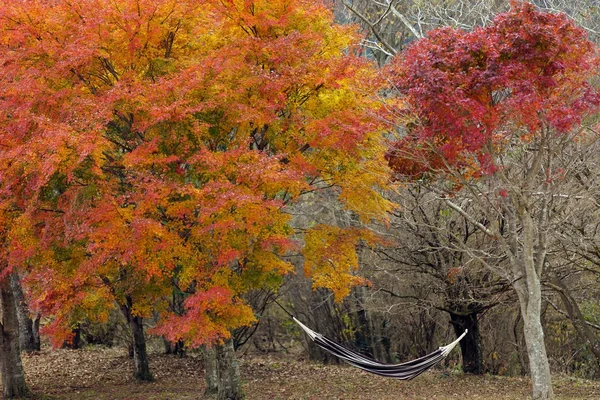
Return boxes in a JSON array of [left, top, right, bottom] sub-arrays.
[[293, 317, 467, 380]]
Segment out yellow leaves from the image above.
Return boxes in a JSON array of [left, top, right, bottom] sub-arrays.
[[336, 157, 395, 223], [78, 285, 112, 324], [1, 0, 396, 342], [249, 249, 294, 275], [303, 225, 377, 302], [304, 88, 357, 120]]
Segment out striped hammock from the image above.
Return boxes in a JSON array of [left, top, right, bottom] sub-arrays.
[[294, 317, 467, 380]]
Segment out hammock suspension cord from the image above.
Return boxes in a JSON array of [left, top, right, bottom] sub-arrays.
[[271, 298, 467, 380]]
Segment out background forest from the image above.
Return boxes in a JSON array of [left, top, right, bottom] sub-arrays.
[[1, 1, 600, 400]]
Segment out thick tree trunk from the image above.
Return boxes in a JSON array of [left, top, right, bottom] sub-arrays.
[[120, 297, 153, 382], [449, 311, 483, 374], [521, 306, 553, 400], [203, 346, 218, 397], [216, 339, 243, 400], [129, 315, 153, 381], [10, 274, 40, 352], [514, 275, 553, 399], [0, 275, 29, 399]]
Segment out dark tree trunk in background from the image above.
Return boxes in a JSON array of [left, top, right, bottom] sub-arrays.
[[32, 313, 41, 350], [164, 338, 186, 357], [513, 313, 528, 376], [62, 326, 81, 349], [216, 339, 243, 400], [203, 346, 218, 397], [120, 296, 153, 381], [10, 273, 41, 352], [304, 290, 344, 364], [450, 311, 483, 374], [164, 286, 186, 357], [0, 274, 29, 399], [354, 287, 391, 362], [551, 275, 600, 375]]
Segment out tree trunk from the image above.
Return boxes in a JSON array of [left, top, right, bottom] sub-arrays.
[[164, 338, 186, 357], [449, 311, 483, 374], [120, 297, 153, 381], [513, 312, 528, 376], [203, 346, 218, 397], [10, 274, 40, 352], [354, 287, 391, 363], [511, 204, 553, 399], [164, 286, 186, 357], [32, 314, 41, 351], [514, 276, 554, 399], [521, 306, 553, 400], [550, 275, 600, 374], [62, 326, 81, 349], [0, 274, 29, 399], [216, 339, 243, 400]]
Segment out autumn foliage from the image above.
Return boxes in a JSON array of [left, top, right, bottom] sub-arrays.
[[0, 0, 391, 346], [385, 2, 599, 179]]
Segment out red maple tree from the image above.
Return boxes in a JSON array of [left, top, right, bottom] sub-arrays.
[[384, 3, 599, 399]]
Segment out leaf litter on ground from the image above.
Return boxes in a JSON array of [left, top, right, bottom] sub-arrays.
[[7, 347, 600, 399]]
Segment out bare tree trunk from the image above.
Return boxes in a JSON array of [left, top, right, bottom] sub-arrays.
[[354, 287, 391, 363], [216, 339, 243, 400], [510, 204, 553, 399], [513, 220, 554, 399], [520, 299, 553, 400], [120, 296, 153, 381], [10, 274, 40, 352], [550, 275, 600, 374], [0, 274, 29, 399], [450, 312, 483, 374], [513, 312, 528, 376], [203, 346, 218, 397]]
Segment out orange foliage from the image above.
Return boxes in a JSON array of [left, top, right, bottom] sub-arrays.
[[0, 0, 391, 344]]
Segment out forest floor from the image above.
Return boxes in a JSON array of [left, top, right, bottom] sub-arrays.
[[9, 347, 600, 399]]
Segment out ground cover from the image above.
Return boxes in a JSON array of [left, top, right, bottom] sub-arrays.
[[3, 348, 598, 399]]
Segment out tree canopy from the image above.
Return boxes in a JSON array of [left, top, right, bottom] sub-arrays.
[[0, 0, 391, 346]]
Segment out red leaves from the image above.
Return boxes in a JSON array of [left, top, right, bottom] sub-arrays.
[[385, 2, 599, 180]]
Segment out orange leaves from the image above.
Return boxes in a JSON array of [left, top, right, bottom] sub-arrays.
[[303, 225, 379, 302], [152, 286, 256, 347], [0, 0, 394, 346]]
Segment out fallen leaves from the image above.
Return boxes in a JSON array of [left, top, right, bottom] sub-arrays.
[[4, 347, 600, 399]]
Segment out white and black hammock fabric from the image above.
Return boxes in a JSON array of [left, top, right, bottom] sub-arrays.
[[293, 317, 467, 380]]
